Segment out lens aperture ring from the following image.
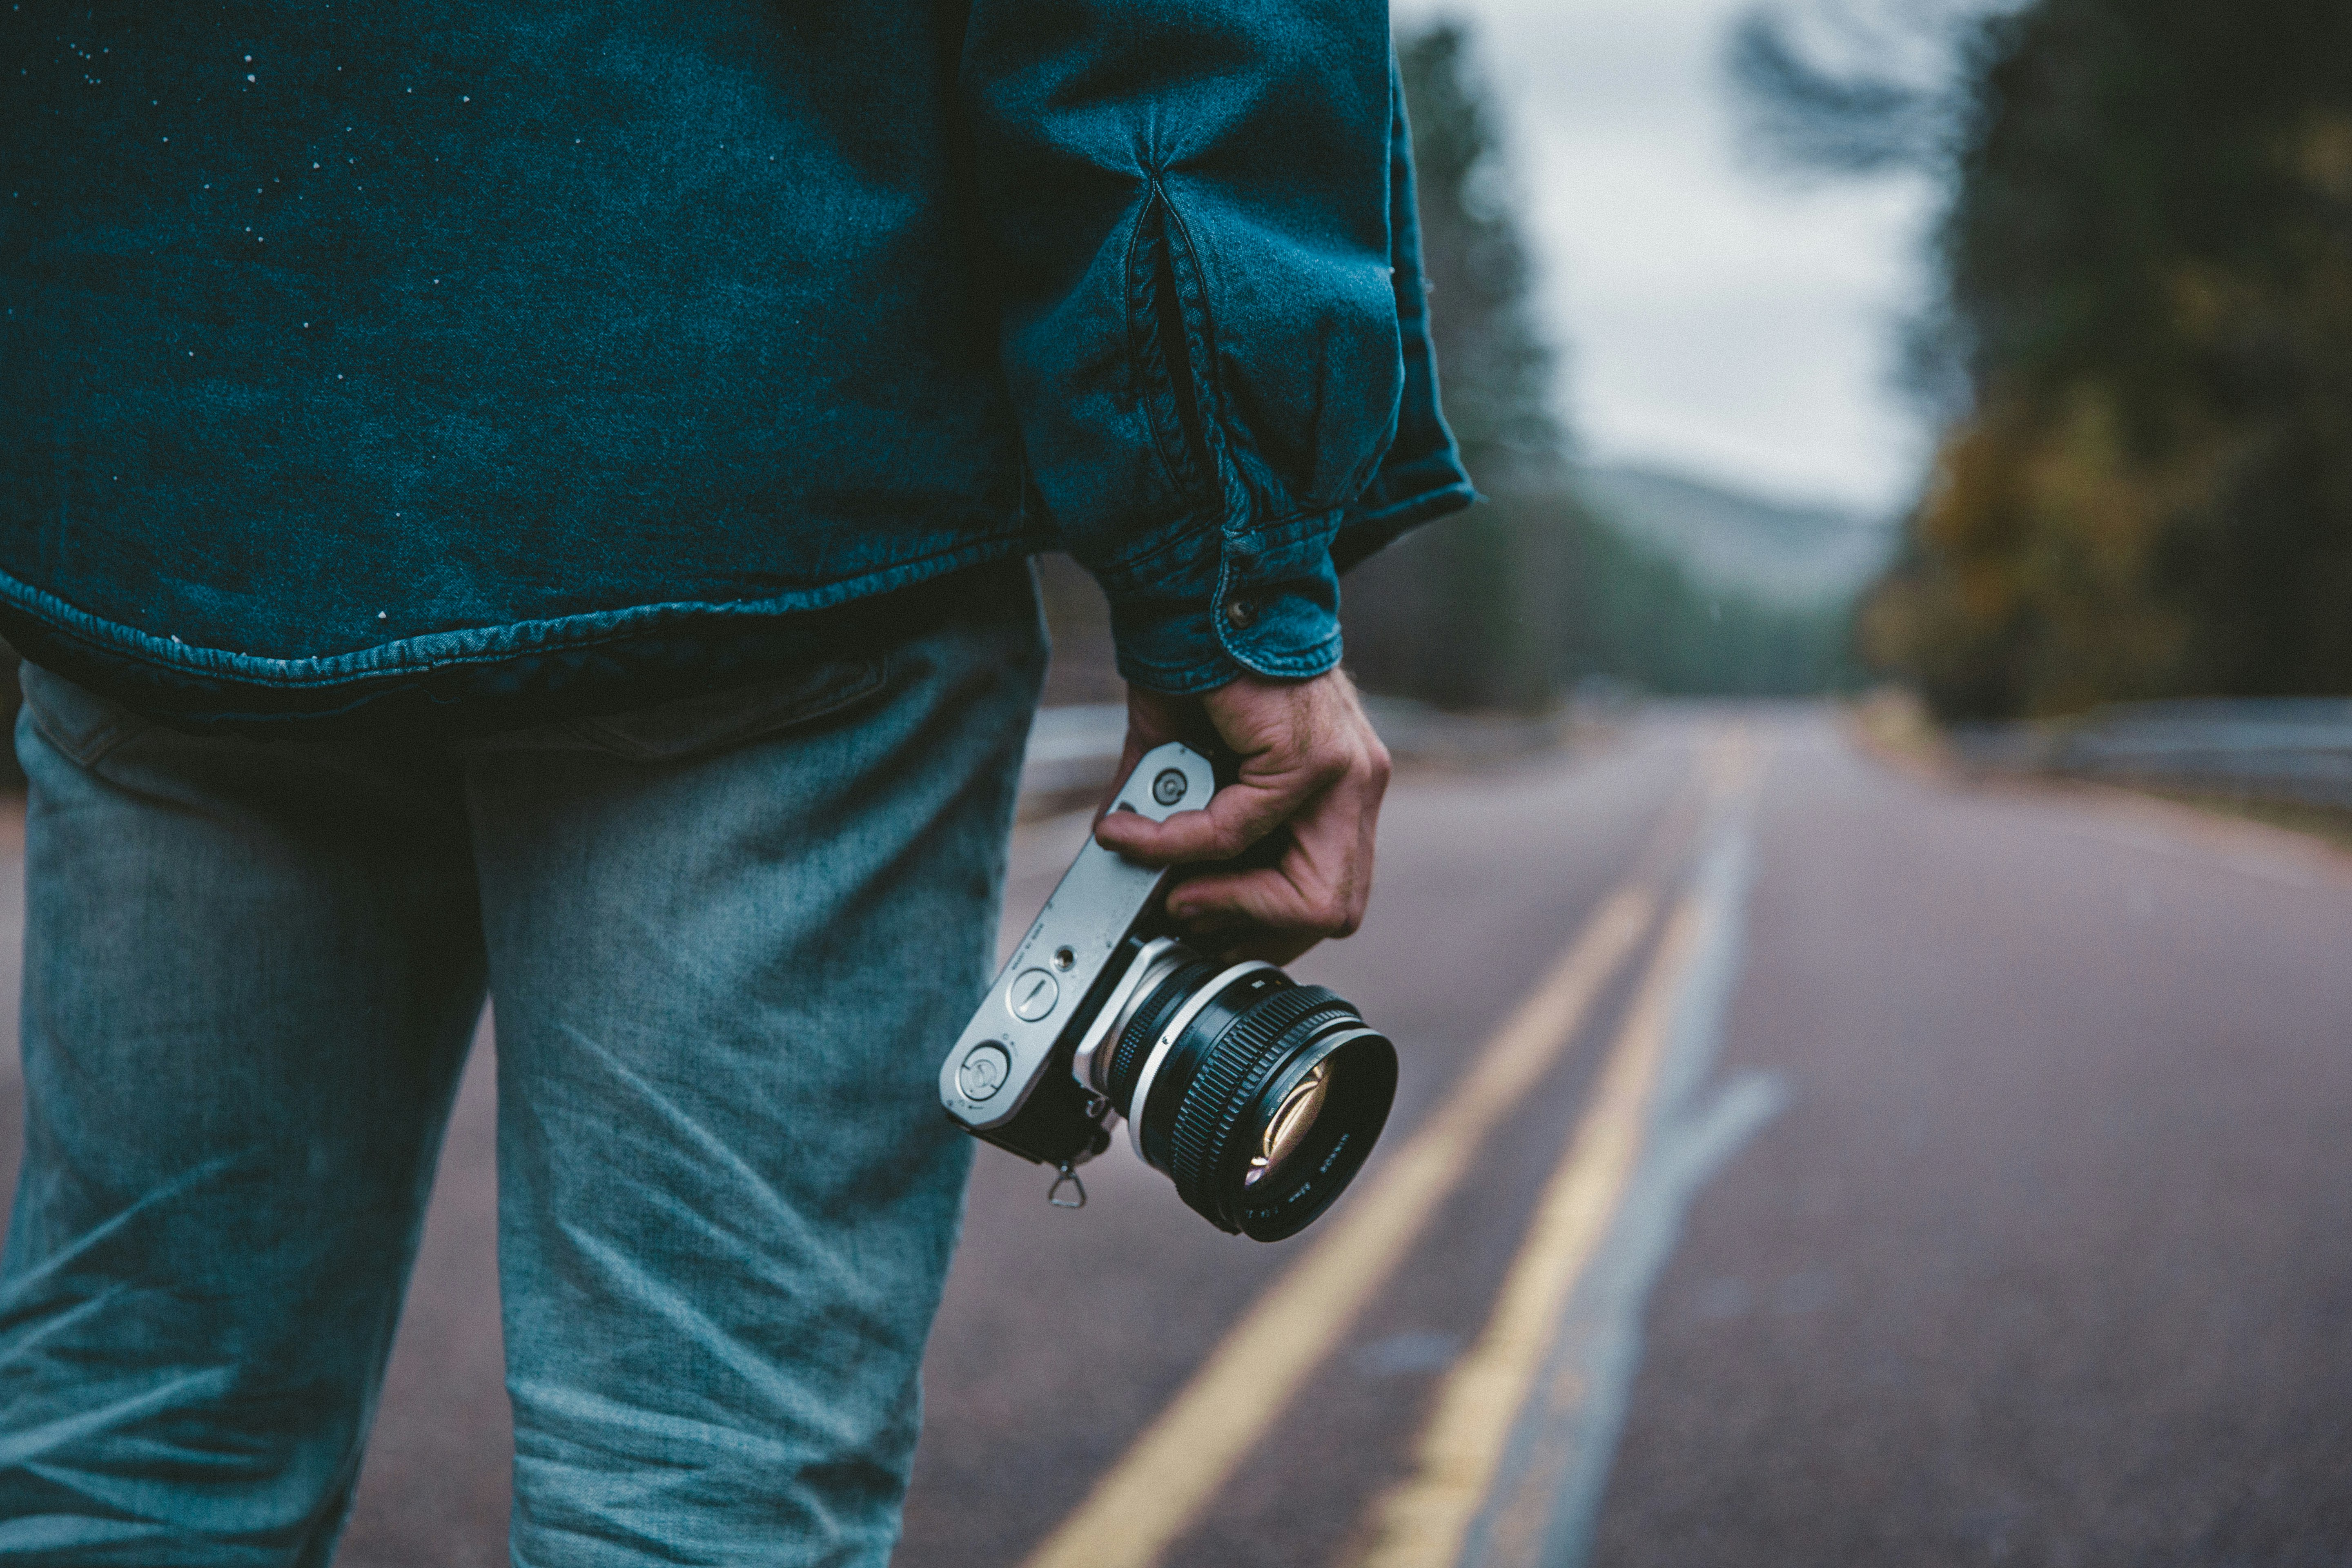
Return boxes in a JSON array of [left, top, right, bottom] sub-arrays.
[[1168, 985, 1358, 1228]]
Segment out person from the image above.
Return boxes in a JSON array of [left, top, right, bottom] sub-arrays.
[[0, 2, 1471, 1562]]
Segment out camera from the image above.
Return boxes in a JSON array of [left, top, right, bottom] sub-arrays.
[[939, 743, 1397, 1241]]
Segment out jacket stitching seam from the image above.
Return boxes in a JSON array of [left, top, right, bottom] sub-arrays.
[[1124, 185, 1203, 512], [0, 528, 1050, 690], [1153, 185, 1250, 529]]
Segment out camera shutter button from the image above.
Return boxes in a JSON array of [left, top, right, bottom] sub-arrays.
[[1009, 968, 1060, 1021]]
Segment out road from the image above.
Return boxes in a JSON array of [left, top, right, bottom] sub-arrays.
[[1, 706, 2349, 1564]]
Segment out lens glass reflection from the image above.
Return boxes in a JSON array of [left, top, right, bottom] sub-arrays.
[[1246, 1060, 1330, 1186]]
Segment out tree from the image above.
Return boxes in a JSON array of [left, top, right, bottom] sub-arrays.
[[1743, 0, 2352, 717], [1399, 24, 1570, 491], [1344, 18, 1866, 711], [1341, 22, 1575, 711]]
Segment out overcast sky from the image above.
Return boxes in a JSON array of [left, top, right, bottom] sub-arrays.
[[1394, 0, 1942, 515]]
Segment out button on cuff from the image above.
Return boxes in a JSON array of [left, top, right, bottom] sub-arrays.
[[1098, 514, 1346, 691], [1212, 554, 1344, 683]]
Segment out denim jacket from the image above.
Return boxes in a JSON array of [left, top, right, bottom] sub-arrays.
[[0, 2, 1471, 730]]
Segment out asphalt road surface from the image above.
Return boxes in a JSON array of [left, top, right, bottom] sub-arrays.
[[0, 706, 2348, 1566]]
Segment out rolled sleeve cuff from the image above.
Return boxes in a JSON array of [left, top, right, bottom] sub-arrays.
[[1102, 512, 1346, 695]]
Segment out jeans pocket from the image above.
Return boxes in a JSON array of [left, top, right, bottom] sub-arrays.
[[559, 654, 891, 763], [18, 662, 157, 769]]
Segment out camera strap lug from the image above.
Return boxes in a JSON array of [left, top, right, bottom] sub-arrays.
[[1048, 1162, 1087, 1210]]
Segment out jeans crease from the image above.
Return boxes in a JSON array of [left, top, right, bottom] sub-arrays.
[[0, 569, 1045, 1566]]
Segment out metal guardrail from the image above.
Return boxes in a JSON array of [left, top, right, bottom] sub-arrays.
[[1950, 698, 2352, 808]]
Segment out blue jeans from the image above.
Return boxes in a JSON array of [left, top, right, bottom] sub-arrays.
[[0, 573, 1046, 1565]]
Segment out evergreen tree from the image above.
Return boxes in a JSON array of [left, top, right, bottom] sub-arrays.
[[1343, 18, 1863, 710], [1342, 22, 1573, 710], [1743, 0, 2352, 717], [1398, 25, 1570, 492]]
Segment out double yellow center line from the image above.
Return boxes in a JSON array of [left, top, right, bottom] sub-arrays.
[[1356, 884, 1717, 1565], [1020, 734, 1757, 1568]]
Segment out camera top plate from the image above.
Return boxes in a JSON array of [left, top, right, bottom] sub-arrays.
[[939, 741, 1217, 1133]]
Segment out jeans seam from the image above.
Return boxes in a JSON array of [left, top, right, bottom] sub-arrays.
[[22, 670, 153, 770], [557, 654, 893, 763]]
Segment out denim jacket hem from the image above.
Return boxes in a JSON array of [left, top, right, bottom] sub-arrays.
[[0, 529, 1053, 732]]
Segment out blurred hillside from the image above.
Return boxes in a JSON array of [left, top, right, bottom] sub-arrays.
[[1576, 463, 1891, 610], [1333, 22, 1870, 713], [1740, 0, 2352, 719], [1036, 457, 1874, 709], [1339, 488, 1862, 710]]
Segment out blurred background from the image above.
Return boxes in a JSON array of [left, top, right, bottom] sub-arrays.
[[5, 2, 2350, 1565], [927, 4, 2352, 1564], [1049, 0, 2352, 748], [1046, 0, 1913, 717]]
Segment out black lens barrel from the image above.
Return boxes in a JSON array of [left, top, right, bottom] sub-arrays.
[[1111, 953, 1397, 1241]]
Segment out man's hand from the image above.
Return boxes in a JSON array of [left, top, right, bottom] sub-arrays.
[[1092, 668, 1391, 965]]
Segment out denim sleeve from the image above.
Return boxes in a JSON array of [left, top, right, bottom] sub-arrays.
[[963, 1, 1415, 694]]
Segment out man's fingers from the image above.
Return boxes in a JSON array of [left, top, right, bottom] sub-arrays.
[[1166, 789, 1374, 940], [1095, 719, 1356, 866], [1166, 863, 1363, 940], [1094, 777, 1302, 864], [1095, 667, 1387, 961], [1093, 734, 1151, 821]]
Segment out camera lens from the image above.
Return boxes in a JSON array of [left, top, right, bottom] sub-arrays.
[[1098, 945, 1396, 1241]]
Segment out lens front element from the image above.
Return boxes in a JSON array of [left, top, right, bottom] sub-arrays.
[[1251, 1060, 1329, 1186]]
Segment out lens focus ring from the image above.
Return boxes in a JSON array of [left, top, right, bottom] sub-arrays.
[[1105, 954, 1222, 1116], [1167, 985, 1356, 1229]]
